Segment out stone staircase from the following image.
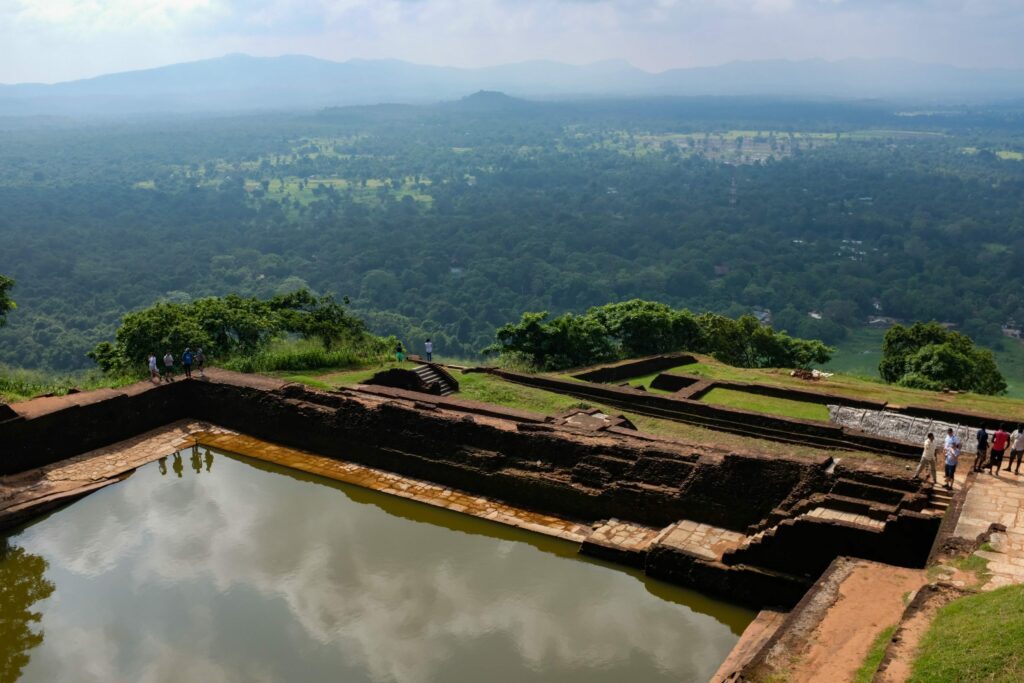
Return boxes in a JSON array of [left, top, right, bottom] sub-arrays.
[[926, 485, 953, 516], [413, 364, 458, 396]]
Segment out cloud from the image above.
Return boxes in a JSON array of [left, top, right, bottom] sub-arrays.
[[10, 0, 221, 32], [15, 455, 740, 683], [1, 0, 1023, 82]]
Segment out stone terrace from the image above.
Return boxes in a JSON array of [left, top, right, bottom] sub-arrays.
[[955, 470, 1024, 588]]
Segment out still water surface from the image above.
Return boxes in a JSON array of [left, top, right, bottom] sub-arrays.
[[1, 449, 753, 682]]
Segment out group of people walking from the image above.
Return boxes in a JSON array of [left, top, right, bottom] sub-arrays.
[[915, 425, 1024, 489], [148, 347, 205, 382]]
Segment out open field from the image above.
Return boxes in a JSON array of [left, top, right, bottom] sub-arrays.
[[699, 387, 831, 422], [602, 353, 1024, 421], [961, 146, 1024, 161]]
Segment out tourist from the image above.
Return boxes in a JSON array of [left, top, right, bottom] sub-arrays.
[[182, 347, 194, 379], [424, 338, 433, 362], [195, 348, 206, 377], [914, 432, 938, 483], [1007, 427, 1024, 475], [944, 428, 962, 490], [396, 342, 405, 363], [148, 352, 159, 382], [975, 427, 989, 472], [162, 351, 175, 382], [990, 425, 1010, 476]]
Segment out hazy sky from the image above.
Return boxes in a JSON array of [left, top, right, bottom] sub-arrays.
[[2, 0, 1023, 84]]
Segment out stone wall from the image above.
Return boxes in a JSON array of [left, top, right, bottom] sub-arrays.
[[571, 353, 697, 383], [0, 371, 942, 608], [488, 369, 920, 458]]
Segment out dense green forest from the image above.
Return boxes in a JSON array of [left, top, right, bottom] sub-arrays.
[[1, 95, 1023, 381], [486, 300, 832, 372]]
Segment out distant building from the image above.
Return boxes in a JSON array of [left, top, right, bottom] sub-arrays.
[[868, 316, 900, 326], [808, 311, 823, 320]]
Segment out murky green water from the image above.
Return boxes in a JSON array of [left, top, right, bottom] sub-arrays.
[[1, 449, 753, 682]]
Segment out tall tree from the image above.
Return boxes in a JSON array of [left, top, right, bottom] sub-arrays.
[[0, 276, 14, 327], [879, 322, 1006, 395]]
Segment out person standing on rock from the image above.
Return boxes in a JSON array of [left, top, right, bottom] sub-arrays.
[[1007, 427, 1024, 475], [162, 351, 175, 382], [148, 352, 159, 382], [990, 426, 1010, 476], [943, 428, 962, 490], [914, 432, 938, 483], [182, 347, 194, 380], [424, 338, 433, 362], [975, 427, 989, 472]]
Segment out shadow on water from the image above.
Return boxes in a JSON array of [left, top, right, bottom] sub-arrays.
[[195, 447, 754, 633], [0, 539, 55, 681]]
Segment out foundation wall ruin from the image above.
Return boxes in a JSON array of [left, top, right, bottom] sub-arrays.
[[1, 371, 941, 608]]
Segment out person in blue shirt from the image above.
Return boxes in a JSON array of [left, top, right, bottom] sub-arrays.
[[182, 347, 194, 379], [944, 428, 962, 490]]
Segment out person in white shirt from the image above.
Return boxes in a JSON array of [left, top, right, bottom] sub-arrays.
[[1007, 427, 1024, 475], [147, 353, 159, 382], [914, 432, 937, 483], [424, 338, 433, 362]]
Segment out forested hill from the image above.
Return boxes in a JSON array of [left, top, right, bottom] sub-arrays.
[[4, 54, 1024, 115], [1, 97, 1023, 372]]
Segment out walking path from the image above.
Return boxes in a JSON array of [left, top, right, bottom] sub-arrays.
[[954, 468, 1024, 588]]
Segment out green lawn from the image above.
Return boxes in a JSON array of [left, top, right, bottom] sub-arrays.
[[699, 387, 831, 422], [652, 355, 1024, 421], [909, 585, 1024, 682]]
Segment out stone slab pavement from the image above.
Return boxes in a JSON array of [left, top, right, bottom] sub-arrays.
[[955, 468, 1024, 588]]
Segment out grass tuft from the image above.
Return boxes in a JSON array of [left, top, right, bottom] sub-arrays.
[[854, 624, 897, 683]]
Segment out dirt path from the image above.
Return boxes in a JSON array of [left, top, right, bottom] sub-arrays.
[[785, 560, 926, 683]]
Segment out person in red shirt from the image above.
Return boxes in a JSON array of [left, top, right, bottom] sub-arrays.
[[990, 426, 1011, 476]]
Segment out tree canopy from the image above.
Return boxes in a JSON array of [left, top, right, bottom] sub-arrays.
[[88, 289, 379, 373], [485, 299, 833, 371], [879, 322, 1007, 395], [0, 276, 14, 328], [0, 100, 1022, 379]]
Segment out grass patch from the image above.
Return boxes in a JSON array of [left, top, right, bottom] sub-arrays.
[[656, 351, 1024, 421], [221, 338, 392, 374], [699, 387, 831, 422], [854, 624, 897, 683], [0, 366, 135, 402], [457, 372, 589, 415], [950, 553, 992, 589], [909, 585, 1024, 682]]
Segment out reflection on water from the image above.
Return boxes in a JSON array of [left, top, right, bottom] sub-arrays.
[[2, 449, 752, 682], [0, 540, 55, 682]]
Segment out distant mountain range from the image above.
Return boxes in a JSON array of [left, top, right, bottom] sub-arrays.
[[3, 53, 1024, 115]]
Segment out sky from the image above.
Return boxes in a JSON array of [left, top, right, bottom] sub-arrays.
[[2, 0, 1023, 84]]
